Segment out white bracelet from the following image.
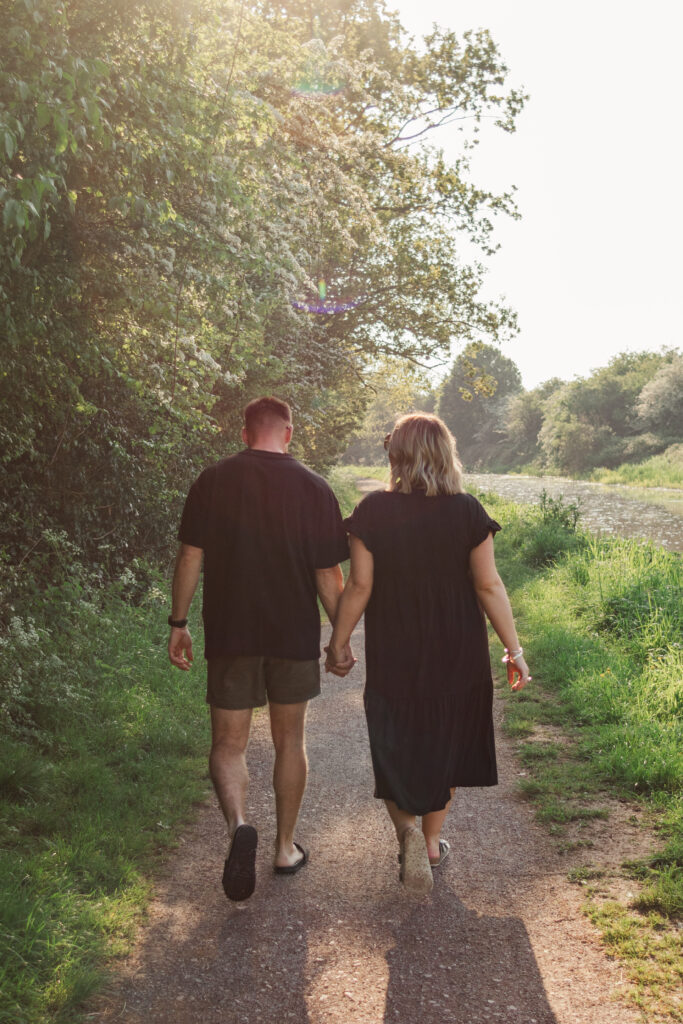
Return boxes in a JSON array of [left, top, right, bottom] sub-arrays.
[[504, 646, 524, 662]]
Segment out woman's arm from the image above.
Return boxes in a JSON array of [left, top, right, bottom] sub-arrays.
[[469, 534, 530, 691], [325, 535, 374, 675]]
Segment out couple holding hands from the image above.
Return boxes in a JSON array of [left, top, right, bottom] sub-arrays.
[[169, 397, 530, 901]]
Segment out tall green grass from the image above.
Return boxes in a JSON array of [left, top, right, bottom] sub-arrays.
[[484, 489, 683, 919], [0, 574, 209, 1023], [589, 443, 683, 488]]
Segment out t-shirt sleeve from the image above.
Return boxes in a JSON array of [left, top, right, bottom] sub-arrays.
[[314, 489, 350, 568], [178, 474, 209, 549], [343, 497, 375, 552], [469, 495, 502, 550]]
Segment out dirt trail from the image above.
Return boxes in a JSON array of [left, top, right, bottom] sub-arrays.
[[90, 621, 644, 1024]]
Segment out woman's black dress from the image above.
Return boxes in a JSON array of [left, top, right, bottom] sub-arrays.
[[344, 489, 501, 815]]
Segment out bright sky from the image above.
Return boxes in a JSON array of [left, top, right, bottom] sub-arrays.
[[394, 0, 683, 389]]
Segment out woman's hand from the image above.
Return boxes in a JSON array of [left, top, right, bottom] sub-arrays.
[[324, 640, 356, 677], [503, 651, 531, 691]]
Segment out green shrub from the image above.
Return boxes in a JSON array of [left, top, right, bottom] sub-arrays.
[[0, 575, 210, 1023]]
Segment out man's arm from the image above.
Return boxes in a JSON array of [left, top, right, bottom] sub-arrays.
[[168, 543, 203, 670], [325, 536, 373, 676], [315, 564, 344, 623], [315, 564, 356, 674]]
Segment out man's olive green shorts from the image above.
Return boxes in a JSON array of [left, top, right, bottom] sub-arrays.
[[206, 655, 321, 710]]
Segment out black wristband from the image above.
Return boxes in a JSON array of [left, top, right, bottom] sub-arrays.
[[168, 616, 188, 629]]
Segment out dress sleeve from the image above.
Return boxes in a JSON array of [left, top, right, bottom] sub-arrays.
[[314, 489, 350, 568], [343, 497, 375, 552], [178, 473, 210, 548], [469, 496, 502, 550]]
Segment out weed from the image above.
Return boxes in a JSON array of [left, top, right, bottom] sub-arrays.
[[568, 866, 606, 883]]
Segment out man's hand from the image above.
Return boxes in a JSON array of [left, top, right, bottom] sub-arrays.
[[324, 641, 356, 677], [169, 627, 194, 670]]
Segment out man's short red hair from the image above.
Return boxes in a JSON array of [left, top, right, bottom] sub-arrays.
[[243, 396, 292, 435]]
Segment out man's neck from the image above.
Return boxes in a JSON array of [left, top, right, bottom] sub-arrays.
[[248, 442, 288, 454]]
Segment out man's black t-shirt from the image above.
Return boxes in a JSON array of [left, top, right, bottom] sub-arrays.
[[178, 449, 349, 660]]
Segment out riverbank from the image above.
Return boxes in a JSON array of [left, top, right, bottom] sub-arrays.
[[588, 444, 683, 489], [477, 488, 682, 1021], [484, 442, 683, 491], [465, 472, 683, 551]]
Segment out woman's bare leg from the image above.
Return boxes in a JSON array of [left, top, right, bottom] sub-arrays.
[[421, 788, 455, 863], [384, 799, 416, 840]]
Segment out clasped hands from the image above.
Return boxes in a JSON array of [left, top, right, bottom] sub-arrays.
[[324, 640, 356, 677]]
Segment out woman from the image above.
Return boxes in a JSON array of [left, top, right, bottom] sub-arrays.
[[325, 413, 530, 895]]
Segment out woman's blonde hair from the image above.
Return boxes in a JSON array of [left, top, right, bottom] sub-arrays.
[[387, 413, 464, 496]]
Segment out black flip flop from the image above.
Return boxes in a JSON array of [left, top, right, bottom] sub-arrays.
[[274, 841, 308, 875], [222, 824, 258, 901]]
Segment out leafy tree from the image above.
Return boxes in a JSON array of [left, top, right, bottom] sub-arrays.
[[501, 377, 564, 466], [436, 342, 523, 461], [538, 351, 676, 474], [636, 355, 683, 440], [341, 356, 435, 464], [1, 0, 525, 594]]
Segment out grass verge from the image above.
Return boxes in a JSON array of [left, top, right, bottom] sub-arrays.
[[0, 573, 210, 1024], [588, 443, 683, 489], [478, 486, 683, 1021], [327, 463, 390, 517]]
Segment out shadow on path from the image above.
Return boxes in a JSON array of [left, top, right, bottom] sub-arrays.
[[90, 624, 637, 1024], [383, 889, 558, 1024]]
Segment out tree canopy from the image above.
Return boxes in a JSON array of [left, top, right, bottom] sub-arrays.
[[436, 347, 681, 474], [1, 0, 525, 587], [436, 341, 523, 458]]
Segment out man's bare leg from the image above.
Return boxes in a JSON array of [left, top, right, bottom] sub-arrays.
[[209, 706, 253, 835], [269, 700, 309, 868]]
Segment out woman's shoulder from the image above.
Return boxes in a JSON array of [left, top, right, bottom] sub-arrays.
[[442, 490, 480, 510], [346, 487, 391, 519]]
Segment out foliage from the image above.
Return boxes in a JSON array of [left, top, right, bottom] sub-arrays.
[[436, 341, 523, 462], [1, 0, 525, 598], [590, 443, 683, 488], [636, 355, 683, 439], [489, 491, 682, 884], [538, 350, 677, 474], [458, 347, 682, 476], [340, 356, 435, 464], [491, 488, 585, 567], [484, 488, 682, 1015], [500, 377, 564, 468], [0, 575, 209, 1023]]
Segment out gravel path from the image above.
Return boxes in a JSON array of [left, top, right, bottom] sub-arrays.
[[90, 624, 642, 1024]]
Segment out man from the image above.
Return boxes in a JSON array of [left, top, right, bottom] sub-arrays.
[[168, 397, 352, 901]]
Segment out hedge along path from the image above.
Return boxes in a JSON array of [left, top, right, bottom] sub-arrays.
[[90, 621, 644, 1024]]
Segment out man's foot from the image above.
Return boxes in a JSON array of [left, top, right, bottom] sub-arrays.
[[222, 824, 258, 901], [274, 841, 308, 875], [399, 826, 433, 896]]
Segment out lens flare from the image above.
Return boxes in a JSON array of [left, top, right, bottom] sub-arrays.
[[292, 38, 346, 98], [291, 277, 362, 315]]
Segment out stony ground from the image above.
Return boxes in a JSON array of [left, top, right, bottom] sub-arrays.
[[88, 619, 649, 1024]]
